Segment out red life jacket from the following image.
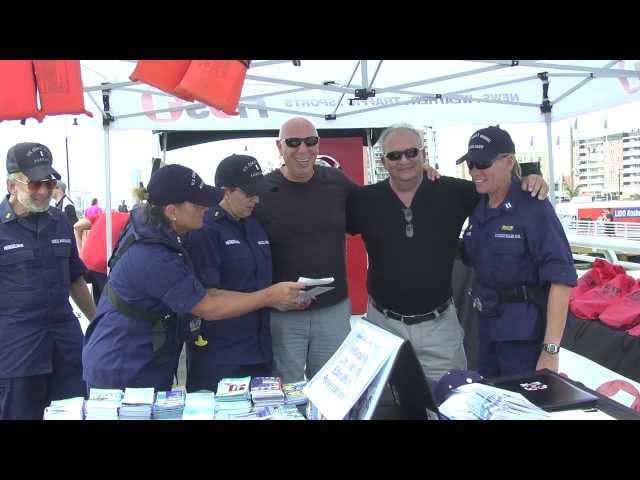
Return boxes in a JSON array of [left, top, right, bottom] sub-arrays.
[[0, 60, 43, 122], [129, 60, 194, 102], [33, 60, 93, 119], [173, 60, 249, 115]]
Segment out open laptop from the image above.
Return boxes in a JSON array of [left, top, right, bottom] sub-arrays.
[[488, 369, 599, 412], [373, 340, 443, 420]]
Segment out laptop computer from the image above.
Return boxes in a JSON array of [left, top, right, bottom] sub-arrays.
[[488, 369, 599, 412], [373, 340, 443, 420]]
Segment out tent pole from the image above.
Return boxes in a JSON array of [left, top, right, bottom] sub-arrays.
[[102, 86, 114, 273], [544, 111, 556, 206], [162, 132, 168, 164]]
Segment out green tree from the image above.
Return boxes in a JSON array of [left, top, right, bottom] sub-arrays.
[[564, 184, 581, 199]]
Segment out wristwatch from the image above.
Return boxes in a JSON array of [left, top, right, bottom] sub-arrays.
[[542, 343, 561, 354]]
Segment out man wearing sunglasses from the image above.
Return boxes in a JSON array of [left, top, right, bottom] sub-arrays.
[[347, 124, 548, 382], [251, 117, 360, 383], [0, 142, 96, 419]]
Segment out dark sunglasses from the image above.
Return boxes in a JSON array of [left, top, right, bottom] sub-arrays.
[[403, 207, 414, 238], [466, 153, 511, 171], [385, 147, 420, 162], [15, 177, 57, 193], [283, 136, 319, 148]]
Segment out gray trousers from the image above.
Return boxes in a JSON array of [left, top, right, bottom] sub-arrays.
[[270, 298, 351, 383], [366, 298, 467, 382]]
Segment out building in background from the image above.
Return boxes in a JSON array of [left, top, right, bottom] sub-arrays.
[[572, 129, 640, 200]]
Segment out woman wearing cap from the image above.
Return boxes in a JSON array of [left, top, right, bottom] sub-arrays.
[[183, 154, 309, 392], [460, 126, 577, 378], [82, 164, 306, 392]]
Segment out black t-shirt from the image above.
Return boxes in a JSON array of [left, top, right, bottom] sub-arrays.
[[253, 166, 358, 310], [347, 176, 479, 315]]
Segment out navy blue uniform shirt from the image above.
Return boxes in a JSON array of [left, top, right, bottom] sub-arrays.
[[0, 195, 86, 379], [184, 205, 273, 378], [462, 178, 577, 342], [82, 208, 207, 390]]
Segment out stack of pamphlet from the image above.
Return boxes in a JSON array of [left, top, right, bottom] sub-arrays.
[[282, 381, 308, 406], [438, 383, 551, 420], [85, 388, 123, 420], [183, 391, 216, 420], [250, 377, 285, 407], [270, 404, 307, 420], [152, 390, 186, 420], [214, 376, 252, 417], [119, 387, 155, 420], [43, 397, 85, 420]]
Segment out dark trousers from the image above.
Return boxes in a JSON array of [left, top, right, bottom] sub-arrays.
[[477, 337, 542, 378], [186, 362, 272, 393], [0, 348, 85, 420], [84, 270, 108, 304]]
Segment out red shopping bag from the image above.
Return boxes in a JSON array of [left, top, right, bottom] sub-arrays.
[[570, 273, 636, 320], [570, 259, 624, 303], [627, 322, 640, 338], [600, 280, 640, 330]]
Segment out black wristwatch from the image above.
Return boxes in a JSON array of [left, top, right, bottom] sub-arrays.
[[542, 343, 560, 354]]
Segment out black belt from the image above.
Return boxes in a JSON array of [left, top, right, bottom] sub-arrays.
[[371, 298, 452, 325], [497, 285, 533, 304]]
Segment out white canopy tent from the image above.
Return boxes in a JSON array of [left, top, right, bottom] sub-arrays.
[[75, 60, 640, 261]]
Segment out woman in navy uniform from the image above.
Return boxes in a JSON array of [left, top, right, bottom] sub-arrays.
[[458, 126, 577, 378], [82, 164, 305, 392], [184, 154, 292, 392]]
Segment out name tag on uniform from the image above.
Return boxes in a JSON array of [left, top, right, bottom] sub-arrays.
[[257, 240, 269, 245], [3, 243, 24, 251], [494, 233, 522, 239], [51, 238, 72, 245], [225, 240, 241, 246]]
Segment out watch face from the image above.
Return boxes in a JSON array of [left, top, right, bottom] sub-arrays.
[[544, 344, 560, 354]]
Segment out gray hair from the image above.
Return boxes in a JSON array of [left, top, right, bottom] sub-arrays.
[[56, 180, 67, 193], [376, 123, 423, 151]]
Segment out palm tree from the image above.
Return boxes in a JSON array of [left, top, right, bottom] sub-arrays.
[[564, 184, 581, 199]]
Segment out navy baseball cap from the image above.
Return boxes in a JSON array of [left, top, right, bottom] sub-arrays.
[[455, 126, 515, 166], [214, 154, 265, 197], [147, 164, 219, 207], [433, 369, 485, 406], [6, 142, 61, 181]]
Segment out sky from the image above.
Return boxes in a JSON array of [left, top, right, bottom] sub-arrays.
[[1, 61, 639, 211]]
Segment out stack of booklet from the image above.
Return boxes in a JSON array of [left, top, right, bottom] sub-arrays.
[[282, 381, 308, 406], [250, 377, 285, 407], [214, 377, 252, 416], [438, 383, 551, 420], [44, 397, 86, 420], [85, 388, 124, 420], [119, 387, 155, 420], [183, 391, 216, 420], [215, 404, 307, 421], [152, 390, 186, 420]]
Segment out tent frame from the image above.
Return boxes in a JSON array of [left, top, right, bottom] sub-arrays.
[[89, 60, 640, 263]]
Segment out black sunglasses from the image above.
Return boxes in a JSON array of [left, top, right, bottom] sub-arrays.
[[283, 136, 319, 148], [385, 147, 420, 162], [466, 153, 511, 171], [403, 207, 414, 238]]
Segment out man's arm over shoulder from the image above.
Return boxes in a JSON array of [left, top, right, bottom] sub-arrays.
[[437, 175, 480, 219]]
